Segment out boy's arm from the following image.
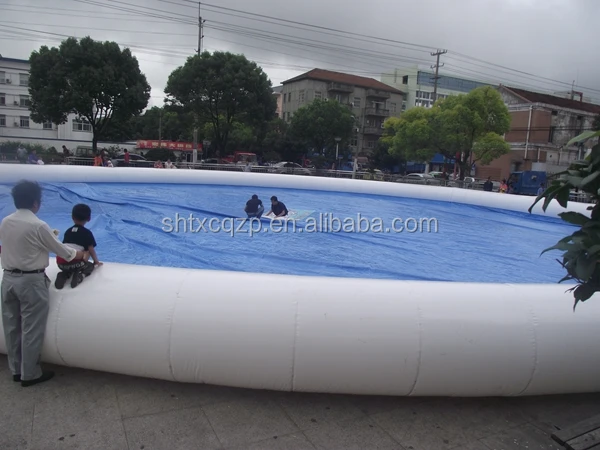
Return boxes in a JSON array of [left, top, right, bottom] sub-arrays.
[[88, 245, 102, 265]]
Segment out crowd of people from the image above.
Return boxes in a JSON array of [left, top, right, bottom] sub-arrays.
[[0, 180, 102, 387]]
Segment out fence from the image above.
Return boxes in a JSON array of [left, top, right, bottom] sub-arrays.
[[1, 158, 593, 203]]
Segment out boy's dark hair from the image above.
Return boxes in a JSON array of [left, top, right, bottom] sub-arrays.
[[12, 180, 42, 209], [271, 196, 278, 201], [72, 204, 92, 222], [252, 194, 258, 199]]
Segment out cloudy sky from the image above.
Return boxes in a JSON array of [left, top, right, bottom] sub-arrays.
[[1, 0, 599, 108]]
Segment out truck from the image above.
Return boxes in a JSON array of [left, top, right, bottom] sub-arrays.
[[222, 151, 257, 165], [507, 171, 547, 196]]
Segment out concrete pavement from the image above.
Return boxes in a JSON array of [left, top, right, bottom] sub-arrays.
[[1, 355, 599, 450]]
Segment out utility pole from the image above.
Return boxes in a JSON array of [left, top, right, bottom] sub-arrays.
[[430, 49, 447, 104], [197, 2, 205, 55], [158, 109, 162, 149]]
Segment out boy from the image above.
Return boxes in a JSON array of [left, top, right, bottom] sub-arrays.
[[55, 204, 102, 289]]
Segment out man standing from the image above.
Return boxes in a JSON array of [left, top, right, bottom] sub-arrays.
[[537, 183, 545, 196], [483, 177, 493, 192], [0, 180, 86, 387]]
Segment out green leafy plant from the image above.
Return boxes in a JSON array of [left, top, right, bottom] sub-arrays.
[[529, 130, 600, 310]]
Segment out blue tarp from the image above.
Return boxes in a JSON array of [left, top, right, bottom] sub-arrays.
[[0, 182, 577, 283]]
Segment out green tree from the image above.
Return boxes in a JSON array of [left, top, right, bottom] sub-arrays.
[[164, 51, 276, 154], [289, 99, 355, 162], [530, 129, 600, 310], [387, 86, 511, 179], [28, 36, 151, 153], [261, 117, 305, 162], [370, 139, 404, 171]]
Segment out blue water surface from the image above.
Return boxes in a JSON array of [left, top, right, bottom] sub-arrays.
[[0, 182, 577, 283]]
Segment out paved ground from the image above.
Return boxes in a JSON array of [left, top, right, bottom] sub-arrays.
[[1, 355, 599, 450]]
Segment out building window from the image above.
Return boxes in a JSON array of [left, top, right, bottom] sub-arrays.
[[401, 101, 406, 111], [314, 91, 322, 100], [0, 71, 5, 83], [366, 140, 375, 149], [551, 110, 558, 116], [20, 116, 29, 128], [283, 93, 286, 103], [353, 97, 361, 108], [0, 115, 5, 127], [19, 95, 30, 107], [402, 75, 408, 85], [299, 90, 305, 104], [549, 126, 556, 143], [0, 93, 4, 106], [389, 102, 396, 113], [19, 73, 29, 87], [43, 121, 53, 130], [351, 138, 358, 147], [73, 118, 92, 132]]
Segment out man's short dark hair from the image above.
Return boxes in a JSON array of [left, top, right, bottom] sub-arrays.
[[252, 194, 258, 199], [72, 204, 92, 221], [12, 180, 42, 209], [271, 196, 277, 201]]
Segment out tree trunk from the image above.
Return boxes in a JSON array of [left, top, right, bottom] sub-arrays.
[[92, 133, 98, 154]]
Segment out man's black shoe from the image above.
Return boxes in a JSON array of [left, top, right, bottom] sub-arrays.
[[13, 374, 21, 382], [21, 371, 55, 387]]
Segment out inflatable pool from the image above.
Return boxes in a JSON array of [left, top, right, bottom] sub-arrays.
[[1, 164, 600, 397]]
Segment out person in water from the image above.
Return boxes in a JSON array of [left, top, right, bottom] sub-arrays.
[[244, 194, 264, 218], [267, 196, 288, 217]]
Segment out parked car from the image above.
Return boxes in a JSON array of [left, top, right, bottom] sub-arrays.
[[111, 153, 149, 167], [269, 162, 312, 175]]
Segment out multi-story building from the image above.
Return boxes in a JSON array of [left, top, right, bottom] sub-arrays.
[[381, 66, 490, 111], [280, 68, 404, 156], [272, 85, 283, 119], [476, 85, 600, 181], [0, 55, 111, 152]]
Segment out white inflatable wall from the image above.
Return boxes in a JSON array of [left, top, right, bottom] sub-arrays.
[[0, 164, 599, 397]]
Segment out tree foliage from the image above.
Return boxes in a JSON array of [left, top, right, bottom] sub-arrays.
[[28, 36, 151, 152], [386, 86, 511, 178], [530, 129, 600, 310], [289, 99, 356, 161], [164, 51, 276, 153]]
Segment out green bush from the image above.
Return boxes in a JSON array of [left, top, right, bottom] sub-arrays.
[[529, 130, 600, 310]]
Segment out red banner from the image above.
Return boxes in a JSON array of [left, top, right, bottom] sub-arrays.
[[136, 140, 201, 152]]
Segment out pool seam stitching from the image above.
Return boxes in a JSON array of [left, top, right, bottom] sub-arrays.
[[290, 299, 300, 392], [407, 304, 423, 396], [517, 300, 539, 395]]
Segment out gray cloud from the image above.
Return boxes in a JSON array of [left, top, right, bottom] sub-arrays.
[[2, 0, 599, 107]]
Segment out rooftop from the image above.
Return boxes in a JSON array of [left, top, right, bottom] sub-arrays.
[[282, 68, 404, 95], [0, 54, 29, 65], [501, 85, 600, 114]]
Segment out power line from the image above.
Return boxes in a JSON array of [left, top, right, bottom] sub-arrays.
[[10, 0, 595, 100], [4, 6, 600, 104]]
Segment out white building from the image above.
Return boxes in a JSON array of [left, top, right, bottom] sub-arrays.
[[381, 65, 491, 111], [0, 55, 134, 154]]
